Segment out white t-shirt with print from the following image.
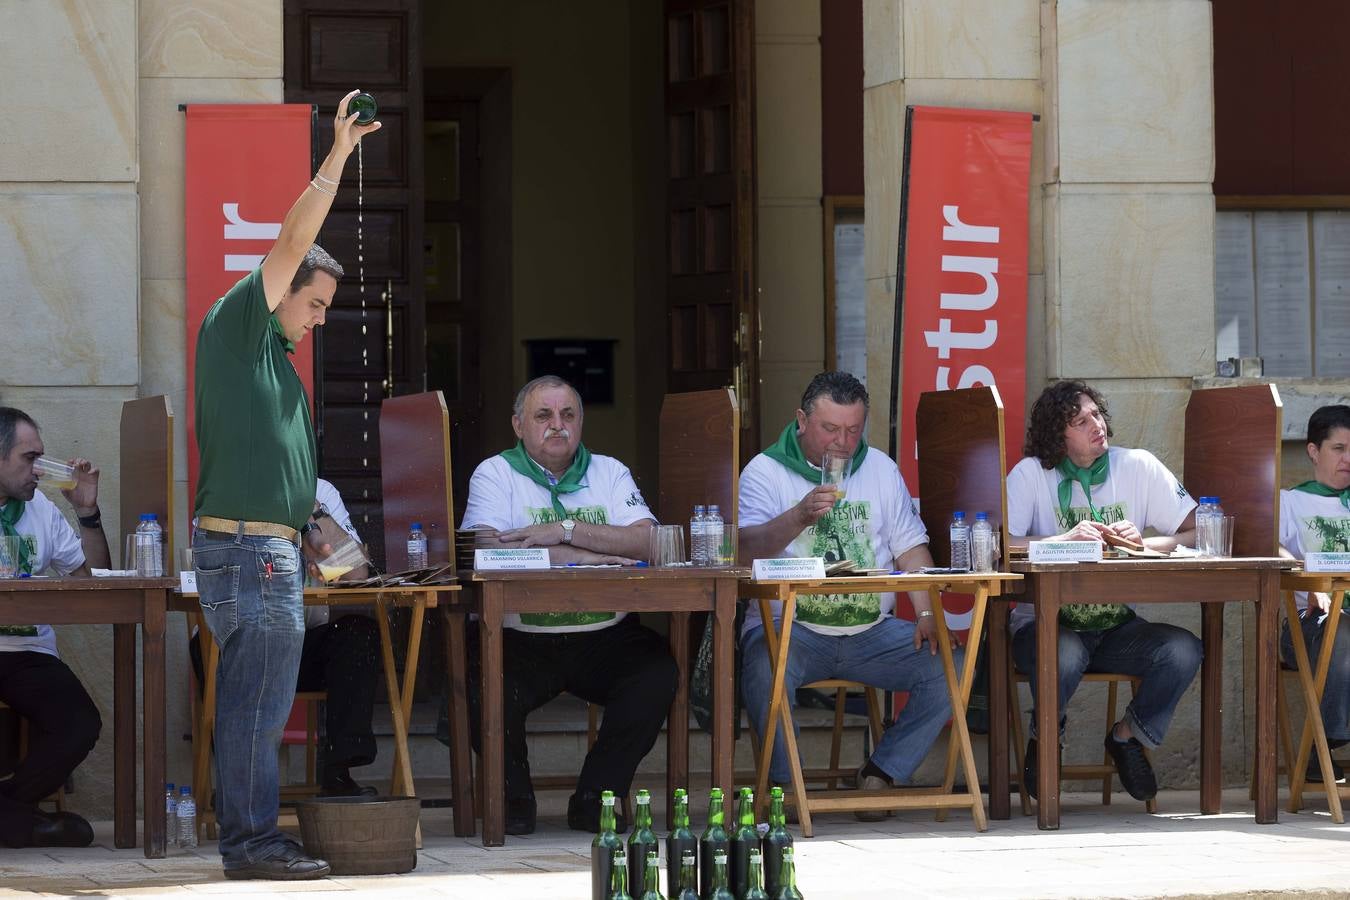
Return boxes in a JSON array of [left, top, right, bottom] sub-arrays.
[[1006, 445, 1196, 634], [0, 491, 86, 656], [307, 477, 363, 629], [1280, 487, 1350, 613], [461, 452, 656, 633], [739, 446, 929, 637]]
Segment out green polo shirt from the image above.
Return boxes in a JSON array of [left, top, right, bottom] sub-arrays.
[[193, 268, 317, 531]]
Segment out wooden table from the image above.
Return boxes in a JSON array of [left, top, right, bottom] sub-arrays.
[[0, 576, 172, 857], [988, 557, 1292, 829], [1279, 569, 1350, 822], [171, 583, 461, 842], [740, 572, 1021, 836], [463, 566, 742, 846]]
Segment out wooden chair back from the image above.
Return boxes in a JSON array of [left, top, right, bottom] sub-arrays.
[[916, 386, 1009, 568], [1183, 384, 1282, 557], [119, 396, 174, 568], [380, 391, 455, 571], [658, 388, 740, 526]]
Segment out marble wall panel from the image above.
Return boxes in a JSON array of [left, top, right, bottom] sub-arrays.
[[0, 0, 137, 182], [0, 191, 139, 386], [1055, 0, 1214, 184], [759, 204, 826, 365], [757, 40, 823, 199], [139, 0, 282, 79], [863, 80, 905, 283], [904, 0, 1040, 80]]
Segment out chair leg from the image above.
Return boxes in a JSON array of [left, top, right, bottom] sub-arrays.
[[306, 698, 319, 791], [1277, 676, 1296, 810], [1008, 674, 1031, 816], [826, 687, 846, 791], [1102, 681, 1119, 806], [865, 688, 885, 757]]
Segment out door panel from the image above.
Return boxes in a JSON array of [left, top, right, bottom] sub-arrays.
[[285, 0, 424, 569]]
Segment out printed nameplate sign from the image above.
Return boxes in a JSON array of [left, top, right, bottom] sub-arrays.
[[475, 548, 551, 570], [1028, 541, 1103, 563], [180, 570, 198, 593], [752, 557, 827, 581], [1305, 552, 1350, 573]]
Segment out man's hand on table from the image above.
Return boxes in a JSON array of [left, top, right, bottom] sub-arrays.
[[496, 522, 566, 547]]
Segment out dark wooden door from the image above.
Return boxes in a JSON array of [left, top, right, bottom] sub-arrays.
[[665, 0, 759, 461], [285, 0, 424, 568]]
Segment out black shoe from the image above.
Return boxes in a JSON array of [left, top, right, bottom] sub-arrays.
[[318, 772, 378, 798], [567, 791, 627, 834], [1023, 738, 1038, 801], [224, 849, 331, 881], [1105, 732, 1157, 801], [505, 795, 537, 836], [29, 810, 93, 848], [1306, 755, 1347, 785]]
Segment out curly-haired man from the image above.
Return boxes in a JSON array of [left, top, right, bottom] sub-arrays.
[[1006, 380, 1201, 803]]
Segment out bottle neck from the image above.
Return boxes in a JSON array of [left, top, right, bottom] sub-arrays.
[[644, 856, 659, 891], [634, 798, 652, 830], [680, 856, 697, 888], [748, 855, 765, 889], [706, 793, 725, 827], [599, 800, 617, 833], [769, 797, 785, 827], [712, 854, 729, 887]]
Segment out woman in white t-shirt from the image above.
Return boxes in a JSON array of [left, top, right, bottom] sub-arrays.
[[1279, 405, 1350, 784], [1006, 381, 1201, 804]]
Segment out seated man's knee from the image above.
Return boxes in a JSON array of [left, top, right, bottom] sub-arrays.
[[1057, 630, 1091, 674], [69, 693, 102, 756], [1155, 627, 1203, 679]]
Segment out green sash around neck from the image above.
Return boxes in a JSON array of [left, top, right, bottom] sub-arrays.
[[1292, 480, 1350, 511], [1056, 453, 1109, 523], [499, 441, 591, 519], [762, 421, 869, 485]]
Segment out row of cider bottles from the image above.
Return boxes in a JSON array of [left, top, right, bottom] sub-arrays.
[[592, 786, 802, 899]]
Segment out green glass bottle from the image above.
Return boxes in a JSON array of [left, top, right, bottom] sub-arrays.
[[675, 850, 699, 900], [698, 788, 729, 898], [744, 848, 771, 900], [346, 92, 377, 125], [773, 847, 803, 900], [627, 789, 658, 891], [704, 849, 735, 900], [610, 849, 633, 900], [638, 850, 662, 900], [729, 787, 758, 897], [666, 788, 698, 895], [591, 791, 623, 900], [761, 786, 794, 897]]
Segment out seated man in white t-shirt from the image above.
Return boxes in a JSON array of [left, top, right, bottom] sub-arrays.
[[738, 372, 954, 818], [0, 407, 111, 848], [1278, 404, 1350, 785], [1006, 380, 1201, 802], [461, 376, 676, 836]]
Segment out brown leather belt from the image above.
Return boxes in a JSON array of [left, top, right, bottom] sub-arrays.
[[197, 515, 299, 542]]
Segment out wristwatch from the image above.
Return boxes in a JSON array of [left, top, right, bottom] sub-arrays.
[[560, 518, 576, 544]]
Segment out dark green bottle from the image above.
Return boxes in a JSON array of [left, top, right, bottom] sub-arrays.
[[346, 92, 377, 125], [773, 847, 803, 900], [675, 850, 699, 900], [729, 787, 758, 897], [698, 788, 729, 898], [761, 786, 794, 897], [704, 849, 735, 900], [627, 789, 658, 892], [666, 788, 698, 895], [609, 849, 633, 900], [638, 850, 662, 900], [591, 791, 623, 900], [744, 849, 770, 900]]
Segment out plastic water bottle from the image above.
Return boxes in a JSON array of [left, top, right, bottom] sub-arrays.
[[1195, 496, 1218, 555], [407, 522, 428, 569], [706, 505, 726, 567], [176, 785, 197, 849], [1209, 497, 1226, 556], [972, 512, 994, 573], [135, 514, 158, 576], [691, 505, 708, 566], [146, 514, 164, 576], [949, 511, 971, 570], [165, 783, 177, 848]]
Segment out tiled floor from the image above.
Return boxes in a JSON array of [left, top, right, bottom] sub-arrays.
[[2, 789, 1348, 898]]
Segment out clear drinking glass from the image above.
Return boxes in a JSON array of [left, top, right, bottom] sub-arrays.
[[714, 524, 738, 567], [314, 531, 369, 582], [1217, 515, 1236, 557], [820, 450, 849, 501], [33, 456, 76, 490], [0, 536, 22, 577], [648, 524, 686, 567]]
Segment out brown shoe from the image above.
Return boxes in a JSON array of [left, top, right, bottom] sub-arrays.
[[854, 763, 891, 822]]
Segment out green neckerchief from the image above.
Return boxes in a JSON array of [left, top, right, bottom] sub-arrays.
[[269, 316, 296, 354], [762, 421, 869, 485], [499, 441, 592, 519], [1292, 480, 1350, 511], [1056, 454, 1109, 523], [0, 499, 31, 575]]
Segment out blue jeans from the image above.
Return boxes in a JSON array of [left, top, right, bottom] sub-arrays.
[[740, 616, 958, 785], [193, 528, 306, 868], [1282, 611, 1350, 744], [1011, 615, 1202, 749]]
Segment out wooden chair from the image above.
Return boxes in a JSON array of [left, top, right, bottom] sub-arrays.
[[277, 692, 328, 802]]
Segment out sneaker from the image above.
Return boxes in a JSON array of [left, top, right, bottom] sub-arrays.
[[854, 761, 892, 822], [1306, 755, 1346, 785], [1104, 732, 1157, 801], [318, 771, 378, 798]]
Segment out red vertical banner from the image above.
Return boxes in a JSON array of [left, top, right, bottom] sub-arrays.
[[896, 106, 1032, 495], [184, 105, 313, 512]]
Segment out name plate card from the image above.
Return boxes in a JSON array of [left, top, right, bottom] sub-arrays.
[[474, 548, 551, 571], [1305, 552, 1350, 573], [1028, 541, 1103, 564], [180, 570, 198, 593], [752, 557, 827, 581]]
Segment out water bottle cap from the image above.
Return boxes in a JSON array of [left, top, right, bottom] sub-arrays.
[[709, 504, 720, 513], [140, 513, 152, 521], [180, 786, 191, 795], [148, 514, 158, 520], [694, 505, 706, 513], [975, 511, 989, 520], [954, 511, 966, 520], [165, 782, 174, 790], [411, 522, 422, 530], [1200, 496, 1217, 504]]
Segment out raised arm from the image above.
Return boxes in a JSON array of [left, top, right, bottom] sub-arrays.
[[65, 458, 109, 573], [259, 90, 382, 310], [738, 484, 839, 562]]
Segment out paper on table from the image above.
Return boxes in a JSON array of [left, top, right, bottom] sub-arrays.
[[92, 568, 138, 577]]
